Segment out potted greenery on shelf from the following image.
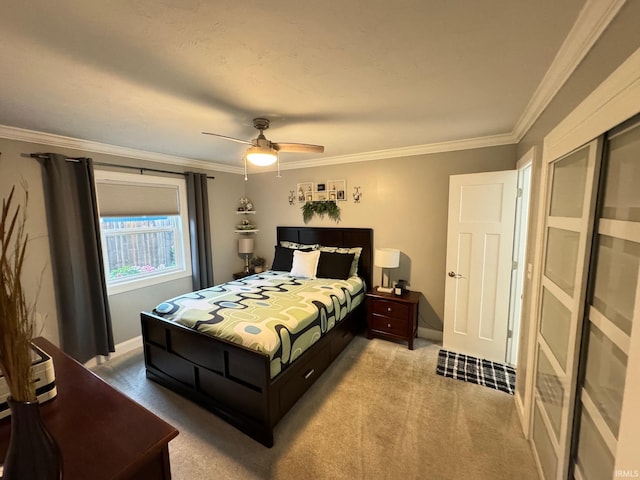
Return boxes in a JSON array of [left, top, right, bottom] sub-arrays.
[[301, 201, 341, 224], [250, 256, 267, 273]]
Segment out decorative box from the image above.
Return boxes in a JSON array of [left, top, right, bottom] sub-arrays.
[[0, 343, 57, 419]]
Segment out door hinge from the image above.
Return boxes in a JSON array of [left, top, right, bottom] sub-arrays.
[[512, 260, 518, 270], [507, 329, 513, 339], [517, 187, 523, 198]]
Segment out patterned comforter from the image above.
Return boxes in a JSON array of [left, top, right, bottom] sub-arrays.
[[153, 271, 365, 378]]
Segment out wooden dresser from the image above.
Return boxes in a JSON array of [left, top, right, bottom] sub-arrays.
[[366, 289, 421, 350], [0, 337, 178, 480]]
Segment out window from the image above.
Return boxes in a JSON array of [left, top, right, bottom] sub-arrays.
[[94, 171, 191, 294]]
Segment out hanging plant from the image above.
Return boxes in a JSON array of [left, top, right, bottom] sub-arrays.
[[301, 201, 341, 224]]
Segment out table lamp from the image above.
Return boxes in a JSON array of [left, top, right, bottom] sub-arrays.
[[238, 237, 254, 273], [374, 248, 400, 293]]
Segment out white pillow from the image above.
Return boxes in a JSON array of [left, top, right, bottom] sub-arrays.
[[290, 250, 321, 279]]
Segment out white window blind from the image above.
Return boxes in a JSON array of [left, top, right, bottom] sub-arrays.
[[96, 182, 180, 217]]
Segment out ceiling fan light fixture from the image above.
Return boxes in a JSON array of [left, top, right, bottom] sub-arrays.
[[246, 146, 278, 166]]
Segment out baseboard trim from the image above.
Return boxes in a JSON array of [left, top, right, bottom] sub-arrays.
[[418, 326, 443, 343], [84, 335, 143, 369]]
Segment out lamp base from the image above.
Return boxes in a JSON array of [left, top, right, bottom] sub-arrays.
[[376, 286, 394, 294]]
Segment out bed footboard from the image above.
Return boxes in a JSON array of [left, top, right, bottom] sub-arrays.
[[141, 302, 365, 447], [141, 311, 275, 446]]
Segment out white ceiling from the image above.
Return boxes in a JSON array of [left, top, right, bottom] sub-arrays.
[[0, 0, 612, 173]]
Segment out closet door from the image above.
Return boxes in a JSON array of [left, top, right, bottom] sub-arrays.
[[530, 138, 602, 480], [572, 118, 640, 480]]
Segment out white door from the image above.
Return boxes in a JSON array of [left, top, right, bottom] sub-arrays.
[[529, 138, 601, 480], [507, 161, 532, 365], [443, 170, 518, 363]]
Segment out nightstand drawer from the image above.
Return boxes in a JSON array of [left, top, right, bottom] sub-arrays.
[[371, 315, 409, 336], [372, 299, 410, 321], [366, 290, 421, 350]]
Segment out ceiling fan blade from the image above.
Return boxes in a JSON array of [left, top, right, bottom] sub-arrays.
[[274, 142, 325, 154], [201, 131, 252, 145]]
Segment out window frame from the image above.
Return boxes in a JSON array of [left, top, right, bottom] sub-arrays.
[[94, 170, 192, 295]]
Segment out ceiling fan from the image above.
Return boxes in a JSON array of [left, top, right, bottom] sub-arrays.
[[202, 118, 324, 179]]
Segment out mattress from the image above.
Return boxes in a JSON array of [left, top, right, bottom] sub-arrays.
[[153, 271, 365, 378]]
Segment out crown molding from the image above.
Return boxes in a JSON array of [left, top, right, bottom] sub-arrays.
[[277, 132, 517, 170], [0, 124, 243, 174], [512, 0, 627, 142], [543, 46, 640, 162], [2, 122, 516, 174]]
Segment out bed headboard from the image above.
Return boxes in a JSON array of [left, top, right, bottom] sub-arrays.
[[276, 226, 374, 289]]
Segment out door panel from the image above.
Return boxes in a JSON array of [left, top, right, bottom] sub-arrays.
[[574, 408, 615, 480], [531, 138, 602, 480], [572, 119, 640, 479], [444, 170, 517, 363], [549, 147, 589, 218], [539, 287, 572, 370], [591, 235, 639, 335], [452, 232, 472, 334], [544, 227, 580, 296], [535, 346, 564, 439], [533, 403, 559, 480], [479, 233, 500, 339]]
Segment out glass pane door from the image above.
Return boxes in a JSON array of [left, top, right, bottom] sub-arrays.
[[531, 138, 602, 480], [572, 119, 640, 480]]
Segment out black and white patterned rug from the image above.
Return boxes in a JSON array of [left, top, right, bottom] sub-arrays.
[[436, 349, 516, 395]]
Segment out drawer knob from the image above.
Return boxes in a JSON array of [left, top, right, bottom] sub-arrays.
[[387, 323, 391, 328], [387, 307, 392, 312]]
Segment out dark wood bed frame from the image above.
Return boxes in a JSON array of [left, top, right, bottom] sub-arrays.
[[141, 226, 373, 447]]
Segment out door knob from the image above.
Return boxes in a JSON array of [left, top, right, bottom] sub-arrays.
[[448, 271, 463, 278]]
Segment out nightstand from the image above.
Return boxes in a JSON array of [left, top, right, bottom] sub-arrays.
[[366, 289, 421, 350], [233, 270, 254, 280]]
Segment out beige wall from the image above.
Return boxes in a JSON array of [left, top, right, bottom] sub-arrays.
[[2, 136, 515, 348], [0, 137, 242, 349], [0, 138, 59, 345], [245, 145, 517, 333]]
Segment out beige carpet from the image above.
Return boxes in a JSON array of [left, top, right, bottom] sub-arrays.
[[92, 336, 539, 480]]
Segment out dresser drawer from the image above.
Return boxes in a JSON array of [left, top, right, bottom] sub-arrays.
[[371, 314, 409, 336], [371, 299, 410, 321]]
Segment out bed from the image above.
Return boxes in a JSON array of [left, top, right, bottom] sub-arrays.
[[141, 226, 373, 447]]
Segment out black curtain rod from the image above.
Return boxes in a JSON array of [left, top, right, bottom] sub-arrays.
[[26, 153, 86, 161], [24, 154, 215, 180], [93, 161, 215, 180]]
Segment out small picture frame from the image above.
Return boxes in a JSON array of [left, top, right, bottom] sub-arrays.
[[327, 180, 346, 202], [314, 191, 328, 201], [317, 183, 326, 191], [297, 182, 314, 203]]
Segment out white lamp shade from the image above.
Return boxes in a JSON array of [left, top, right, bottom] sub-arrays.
[[246, 146, 278, 166], [238, 237, 254, 254], [374, 248, 400, 268]]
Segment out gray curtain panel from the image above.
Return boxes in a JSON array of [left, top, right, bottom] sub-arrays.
[[37, 153, 114, 362], [186, 172, 214, 290]]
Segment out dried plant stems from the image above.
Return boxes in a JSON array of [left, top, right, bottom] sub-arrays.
[[0, 186, 37, 402]]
